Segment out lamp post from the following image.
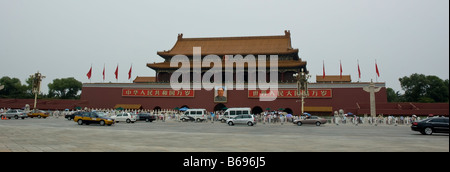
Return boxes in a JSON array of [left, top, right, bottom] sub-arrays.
[[296, 68, 310, 115], [30, 72, 45, 110]]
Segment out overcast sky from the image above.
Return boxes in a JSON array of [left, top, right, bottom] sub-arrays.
[[1, 0, 448, 94]]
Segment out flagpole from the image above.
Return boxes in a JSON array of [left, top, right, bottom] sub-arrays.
[[375, 59, 378, 83], [357, 59, 360, 83], [339, 60, 342, 79], [90, 64, 92, 83], [117, 64, 119, 83], [130, 63, 133, 83], [129, 63, 133, 83], [103, 63, 105, 83], [322, 60, 325, 79]]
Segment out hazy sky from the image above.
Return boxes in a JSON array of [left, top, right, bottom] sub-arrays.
[[1, 0, 448, 94]]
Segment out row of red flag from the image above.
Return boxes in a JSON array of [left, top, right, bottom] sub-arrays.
[[323, 60, 380, 79], [86, 65, 132, 80], [87, 60, 380, 81]]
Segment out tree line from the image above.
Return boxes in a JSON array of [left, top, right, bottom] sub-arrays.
[[1, 73, 448, 102], [387, 73, 449, 103], [0, 76, 82, 99]]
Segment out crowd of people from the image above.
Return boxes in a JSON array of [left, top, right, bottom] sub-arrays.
[[1, 107, 440, 126], [331, 114, 424, 126]]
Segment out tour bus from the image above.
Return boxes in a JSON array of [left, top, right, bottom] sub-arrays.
[[181, 109, 208, 122], [218, 107, 252, 122]]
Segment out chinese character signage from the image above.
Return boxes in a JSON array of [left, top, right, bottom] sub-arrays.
[[122, 89, 194, 97], [248, 89, 332, 98]]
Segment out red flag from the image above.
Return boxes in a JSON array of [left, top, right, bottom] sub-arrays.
[[340, 60, 343, 79], [357, 60, 361, 79], [114, 65, 119, 80], [128, 65, 132, 80], [102, 65, 106, 81], [375, 61, 380, 77], [86, 66, 92, 80], [322, 60, 325, 79]]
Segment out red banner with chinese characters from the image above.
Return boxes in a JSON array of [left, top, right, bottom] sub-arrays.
[[122, 89, 194, 97], [248, 89, 332, 98]]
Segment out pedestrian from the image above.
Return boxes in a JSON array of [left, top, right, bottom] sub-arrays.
[[211, 112, 215, 123]]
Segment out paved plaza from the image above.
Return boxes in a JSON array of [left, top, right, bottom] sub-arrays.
[[0, 117, 448, 152]]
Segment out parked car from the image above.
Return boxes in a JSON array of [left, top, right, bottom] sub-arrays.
[[74, 112, 114, 126], [226, 114, 257, 126], [27, 109, 50, 119], [180, 115, 196, 122], [293, 116, 327, 126], [65, 111, 83, 120], [136, 113, 156, 122], [112, 113, 137, 123], [0, 109, 28, 119], [183, 109, 207, 122], [218, 107, 252, 122], [411, 117, 449, 135]]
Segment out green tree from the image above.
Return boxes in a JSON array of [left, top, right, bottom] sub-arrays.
[[0, 76, 28, 98], [48, 77, 82, 99], [425, 75, 448, 102], [386, 87, 403, 102], [399, 73, 449, 102]]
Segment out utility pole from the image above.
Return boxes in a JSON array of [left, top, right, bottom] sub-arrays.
[[30, 72, 45, 110]]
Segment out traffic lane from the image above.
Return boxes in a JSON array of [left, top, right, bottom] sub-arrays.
[[0, 117, 446, 137], [0, 118, 448, 152], [0, 117, 446, 138]]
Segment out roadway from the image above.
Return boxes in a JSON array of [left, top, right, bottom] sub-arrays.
[[0, 117, 448, 152]]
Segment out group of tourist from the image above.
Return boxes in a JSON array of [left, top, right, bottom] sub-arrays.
[[331, 114, 427, 125], [1, 107, 440, 126]]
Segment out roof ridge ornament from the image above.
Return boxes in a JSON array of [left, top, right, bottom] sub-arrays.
[[284, 30, 290, 37], [178, 33, 183, 40]]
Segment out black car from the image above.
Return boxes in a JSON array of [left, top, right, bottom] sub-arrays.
[[136, 113, 156, 122], [411, 117, 449, 135], [180, 115, 196, 122], [65, 111, 84, 120]]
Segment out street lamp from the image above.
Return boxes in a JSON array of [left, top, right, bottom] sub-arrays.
[[30, 71, 45, 110], [295, 68, 310, 115]]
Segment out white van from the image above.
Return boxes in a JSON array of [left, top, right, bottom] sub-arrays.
[[181, 109, 207, 122], [112, 113, 137, 123], [219, 107, 252, 122]]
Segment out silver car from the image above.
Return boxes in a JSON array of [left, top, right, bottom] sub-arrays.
[[1, 109, 28, 119], [293, 116, 327, 126], [226, 114, 257, 126]]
